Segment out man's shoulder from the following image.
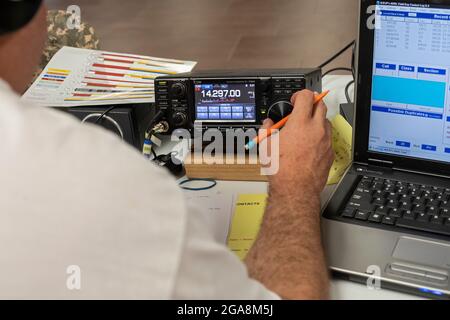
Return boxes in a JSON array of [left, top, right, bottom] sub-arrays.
[[0, 86, 189, 299], [0, 84, 177, 200]]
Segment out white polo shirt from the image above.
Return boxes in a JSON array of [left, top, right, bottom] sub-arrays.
[[0, 79, 278, 300]]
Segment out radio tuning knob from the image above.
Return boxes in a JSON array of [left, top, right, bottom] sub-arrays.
[[172, 112, 188, 127], [171, 83, 187, 97], [268, 100, 294, 123]]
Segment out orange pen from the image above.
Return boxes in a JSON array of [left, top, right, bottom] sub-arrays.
[[245, 90, 330, 150]]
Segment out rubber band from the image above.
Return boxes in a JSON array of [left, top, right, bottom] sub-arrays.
[[179, 178, 217, 191]]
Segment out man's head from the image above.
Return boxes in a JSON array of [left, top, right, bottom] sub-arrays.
[[0, 0, 47, 94]]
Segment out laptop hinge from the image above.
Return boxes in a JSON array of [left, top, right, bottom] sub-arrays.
[[367, 158, 394, 172]]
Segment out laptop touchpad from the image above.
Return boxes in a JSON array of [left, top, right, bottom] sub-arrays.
[[393, 237, 450, 269]]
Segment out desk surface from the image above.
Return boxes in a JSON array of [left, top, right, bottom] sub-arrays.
[[207, 180, 422, 300], [159, 75, 423, 300]]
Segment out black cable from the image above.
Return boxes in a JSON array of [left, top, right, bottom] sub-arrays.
[[151, 148, 158, 160], [95, 106, 116, 124], [351, 41, 357, 79], [317, 40, 356, 69], [345, 80, 355, 104], [152, 152, 185, 178], [322, 67, 353, 78], [143, 110, 166, 160], [145, 110, 164, 135]]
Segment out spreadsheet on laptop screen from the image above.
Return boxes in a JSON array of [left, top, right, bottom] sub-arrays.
[[369, 1, 450, 163]]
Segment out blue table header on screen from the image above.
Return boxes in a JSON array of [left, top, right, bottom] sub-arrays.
[[418, 67, 446, 75], [399, 65, 415, 72], [379, 10, 450, 21], [376, 63, 396, 70]]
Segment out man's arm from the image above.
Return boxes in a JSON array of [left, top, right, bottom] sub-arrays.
[[245, 90, 335, 300]]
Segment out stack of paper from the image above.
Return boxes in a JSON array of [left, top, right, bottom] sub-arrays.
[[22, 46, 197, 107], [184, 190, 235, 245], [227, 194, 268, 260], [327, 115, 353, 185]]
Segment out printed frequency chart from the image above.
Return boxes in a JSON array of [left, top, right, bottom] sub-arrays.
[[22, 47, 197, 107]]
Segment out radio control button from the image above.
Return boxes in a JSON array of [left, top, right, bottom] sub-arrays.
[[171, 83, 187, 98], [172, 112, 188, 127], [260, 80, 271, 92], [268, 100, 294, 123]]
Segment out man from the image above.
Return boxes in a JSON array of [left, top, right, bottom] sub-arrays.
[[0, 1, 334, 299]]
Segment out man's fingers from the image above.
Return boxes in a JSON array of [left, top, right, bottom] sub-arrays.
[[262, 118, 274, 130], [259, 119, 277, 159], [291, 90, 315, 121], [314, 101, 328, 121], [290, 91, 301, 105]]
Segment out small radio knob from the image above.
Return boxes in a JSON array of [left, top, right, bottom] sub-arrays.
[[172, 112, 188, 127], [171, 83, 187, 98], [268, 100, 294, 123]]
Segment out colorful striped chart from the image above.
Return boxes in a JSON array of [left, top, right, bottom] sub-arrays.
[[22, 47, 197, 107], [36, 68, 71, 90]]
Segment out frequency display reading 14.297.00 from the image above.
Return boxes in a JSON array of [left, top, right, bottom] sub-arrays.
[[194, 82, 256, 122]]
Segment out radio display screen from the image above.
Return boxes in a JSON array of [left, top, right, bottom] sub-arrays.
[[194, 80, 256, 123]]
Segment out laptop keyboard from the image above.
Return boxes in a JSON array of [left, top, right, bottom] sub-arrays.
[[341, 176, 450, 236]]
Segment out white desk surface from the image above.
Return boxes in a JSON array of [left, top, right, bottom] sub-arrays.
[[159, 75, 423, 300], [193, 180, 422, 300]]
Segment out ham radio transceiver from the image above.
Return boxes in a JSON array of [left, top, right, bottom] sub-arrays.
[[154, 69, 322, 135]]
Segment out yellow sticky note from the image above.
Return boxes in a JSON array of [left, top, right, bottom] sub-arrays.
[[327, 115, 353, 185], [227, 194, 268, 260]]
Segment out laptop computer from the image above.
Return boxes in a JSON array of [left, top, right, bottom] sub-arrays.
[[323, 0, 450, 299]]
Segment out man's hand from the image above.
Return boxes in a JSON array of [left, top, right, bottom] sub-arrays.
[[269, 90, 334, 196], [245, 90, 334, 300]]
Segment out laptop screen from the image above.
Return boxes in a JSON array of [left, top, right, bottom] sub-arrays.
[[369, 1, 450, 164]]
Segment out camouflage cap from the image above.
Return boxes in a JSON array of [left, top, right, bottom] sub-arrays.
[[39, 10, 100, 71]]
